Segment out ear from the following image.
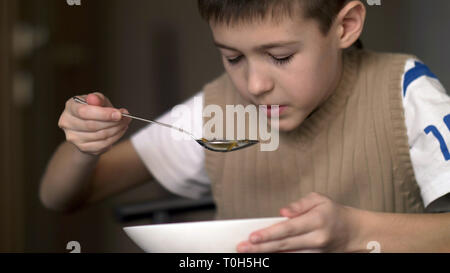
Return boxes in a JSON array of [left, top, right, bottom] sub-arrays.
[[335, 1, 366, 49]]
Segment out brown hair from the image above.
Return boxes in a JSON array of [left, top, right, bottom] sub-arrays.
[[197, 0, 351, 35]]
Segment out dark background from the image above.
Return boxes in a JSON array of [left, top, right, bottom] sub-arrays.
[[1, 0, 449, 252]]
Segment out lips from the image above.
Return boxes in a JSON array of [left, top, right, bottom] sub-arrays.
[[260, 105, 288, 118]]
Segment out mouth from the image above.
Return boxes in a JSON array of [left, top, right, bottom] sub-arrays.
[[260, 105, 288, 118]]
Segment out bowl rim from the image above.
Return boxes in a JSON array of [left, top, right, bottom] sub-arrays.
[[123, 216, 287, 231]]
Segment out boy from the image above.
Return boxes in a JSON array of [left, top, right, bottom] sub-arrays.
[[40, 0, 450, 252]]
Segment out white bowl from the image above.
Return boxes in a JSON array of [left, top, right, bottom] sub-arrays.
[[123, 217, 287, 253]]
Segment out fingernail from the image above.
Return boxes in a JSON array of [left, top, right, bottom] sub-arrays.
[[238, 244, 250, 253], [250, 235, 261, 243], [112, 112, 121, 121]]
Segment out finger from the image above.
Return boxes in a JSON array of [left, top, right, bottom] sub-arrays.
[[281, 192, 328, 218], [70, 103, 122, 122], [280, 207, 299, 218], [66, 124, 129, 143], [119, 108, 132, 123], [248, 213, 317, 244], [237, 230, 326, 253], [60, 113, 124, 132], [94, 92, 115, 108], [87, 92, 115, 108], [77, 126, 128, 154], [86, 92, 110, 107], [119, 108, 130, 115]]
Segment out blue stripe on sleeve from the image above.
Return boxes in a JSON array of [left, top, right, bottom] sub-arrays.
[[424, 124, 450, 161], [403, 61, 438, 97]]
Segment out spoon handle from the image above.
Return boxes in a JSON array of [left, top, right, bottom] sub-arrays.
[[72, 96, 193, 137]]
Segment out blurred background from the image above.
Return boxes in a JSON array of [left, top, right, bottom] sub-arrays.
[[1, 0, 449, 252]]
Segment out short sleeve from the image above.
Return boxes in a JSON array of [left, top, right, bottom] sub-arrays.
[[401, 58, 450, 211], [130, 91, 211, 199]]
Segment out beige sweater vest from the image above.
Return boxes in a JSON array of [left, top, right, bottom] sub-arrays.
[[202, 49, 425, 219]]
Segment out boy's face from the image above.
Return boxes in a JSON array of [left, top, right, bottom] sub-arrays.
[[210, 12, 343, 132]]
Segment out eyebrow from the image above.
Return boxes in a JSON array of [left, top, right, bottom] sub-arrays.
[[214, 40, 301, 52]]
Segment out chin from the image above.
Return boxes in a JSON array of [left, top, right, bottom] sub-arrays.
[[274, 118, 302, 132]]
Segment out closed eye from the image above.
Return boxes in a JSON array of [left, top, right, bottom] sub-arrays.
[[226, 55, 243, 65], [225, 54, 294, 66], [272, 54, 294, 65]]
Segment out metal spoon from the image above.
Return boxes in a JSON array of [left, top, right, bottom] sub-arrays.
[[72, 96, 259, 152]]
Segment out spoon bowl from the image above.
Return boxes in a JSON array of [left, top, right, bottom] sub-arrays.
[[196, 139, 259, 152]]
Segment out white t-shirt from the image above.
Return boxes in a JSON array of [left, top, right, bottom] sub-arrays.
[[131, 58, 450, 212]]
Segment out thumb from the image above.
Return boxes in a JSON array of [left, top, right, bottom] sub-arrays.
[[86, 92, 108, 107]]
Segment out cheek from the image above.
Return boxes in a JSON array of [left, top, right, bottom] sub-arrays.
[[280, 61, 325, 107], [282, 36, 339, 105]]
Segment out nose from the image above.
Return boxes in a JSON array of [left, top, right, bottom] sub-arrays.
[[246, 64, 274, 96]]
